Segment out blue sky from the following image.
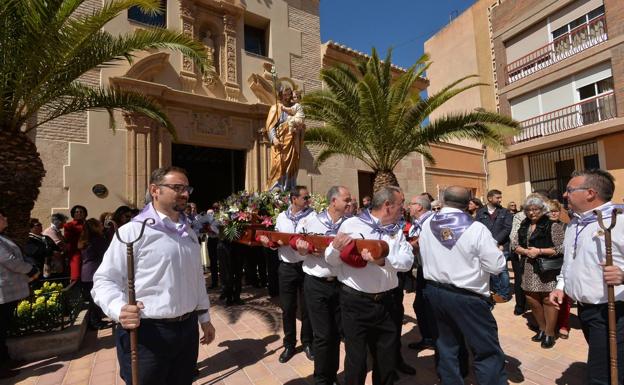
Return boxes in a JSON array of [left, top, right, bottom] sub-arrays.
[[320, 0, 476, 69]]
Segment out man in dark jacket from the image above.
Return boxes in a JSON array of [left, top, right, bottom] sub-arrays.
[[475, 189, 513, 302]]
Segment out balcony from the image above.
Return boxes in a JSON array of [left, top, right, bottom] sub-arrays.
[[506, 15, 608, 84], [512, 92, 616, 144]]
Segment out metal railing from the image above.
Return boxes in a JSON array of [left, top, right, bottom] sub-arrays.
[[506, 15, 608, 84], [512, 92, 616, 144], [9, 278, 84, 337]]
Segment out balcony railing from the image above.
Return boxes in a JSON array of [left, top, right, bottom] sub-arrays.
[[512, 92, 616, 144], [506, 15, 608, 84]]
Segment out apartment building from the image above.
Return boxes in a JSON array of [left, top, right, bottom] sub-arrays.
[[490, 0, 624, 203]]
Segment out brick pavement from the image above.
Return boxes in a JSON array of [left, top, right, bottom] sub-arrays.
[[3, 286, 588, 385]]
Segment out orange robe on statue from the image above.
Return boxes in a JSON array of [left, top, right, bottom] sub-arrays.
[[265, 103, 304, 191]]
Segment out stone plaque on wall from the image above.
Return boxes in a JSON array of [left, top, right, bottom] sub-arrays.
[[195, 113, 230, 136]]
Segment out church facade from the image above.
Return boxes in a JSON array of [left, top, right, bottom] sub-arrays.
[[31, 0, 476, 221]]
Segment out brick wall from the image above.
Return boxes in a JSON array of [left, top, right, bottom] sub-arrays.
[[605, 0, 624, 118], [287, 5, 322, 92], [35, 70, 100, 143], [34, 0, 102, 143]]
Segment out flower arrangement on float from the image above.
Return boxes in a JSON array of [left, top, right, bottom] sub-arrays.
[[215, 190, 328, 242]]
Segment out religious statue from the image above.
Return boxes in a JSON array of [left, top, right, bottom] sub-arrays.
[[202, 30, 218, 84], [264, 84, 305, 191]]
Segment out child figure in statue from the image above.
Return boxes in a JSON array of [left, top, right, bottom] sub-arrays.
[[282, 90, 305, 133]]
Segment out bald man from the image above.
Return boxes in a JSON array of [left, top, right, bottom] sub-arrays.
[[419, 186, 507, 384]]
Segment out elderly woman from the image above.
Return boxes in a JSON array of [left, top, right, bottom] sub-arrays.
[[512, 195, 565, 348], [0, 210, 39, 378], [548, 199, 572, 340]]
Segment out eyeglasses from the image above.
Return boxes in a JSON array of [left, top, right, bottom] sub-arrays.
[[565, 186, 588, 194], [303, 196, 311, 201], [158, 184, 194, 194], [432, 207, 441, 212]]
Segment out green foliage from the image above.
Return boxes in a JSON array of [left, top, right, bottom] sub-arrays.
[[303, 48, 519, 185], [0, 0, 209, 136]]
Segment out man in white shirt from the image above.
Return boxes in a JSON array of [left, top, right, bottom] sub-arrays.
[[259, 186, 315, 363], [420, 186, 507, 385], [294, 186, 351, 385], [406, 195, 437, 352], [92, 167, 215, 385], [549, 169, 624, 385], [325, 186, 414, 385]]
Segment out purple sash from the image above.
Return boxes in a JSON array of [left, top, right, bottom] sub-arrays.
[[132, 203, 191, 238], [285, 206, 315, 229], [410, 211, 433, 237], [358, 209, 401, 239], [316, 210, 346, 235], [572, 203, 624, 226], [429, 211, 474, 250]]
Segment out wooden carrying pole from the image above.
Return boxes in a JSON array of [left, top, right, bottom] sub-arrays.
[[110, 218, 154, 385], [595, 208, 622, 385]]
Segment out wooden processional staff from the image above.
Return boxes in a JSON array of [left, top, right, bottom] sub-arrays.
[[595, 208, 622, 385], [108, 218, 154, 385]]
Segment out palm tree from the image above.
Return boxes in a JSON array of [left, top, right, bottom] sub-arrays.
[[0, 0, 209, 244], [303, 48, 519, 192]]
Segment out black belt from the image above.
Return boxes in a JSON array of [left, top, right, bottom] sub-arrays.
[[307, 274, 337, 282], [145, 311, 195, 323], [341, 284, 391, 301], [425, 280, 491, 302]]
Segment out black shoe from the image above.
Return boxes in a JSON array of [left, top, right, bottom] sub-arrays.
[[279, 346, 296, 363], [397, 361, 416, 375], [303, 344, 314, 361], [531, 330, 546, 342], [408, 339, 435, 351], [513, 306, 525, 316], [541, 335, 556, 349]]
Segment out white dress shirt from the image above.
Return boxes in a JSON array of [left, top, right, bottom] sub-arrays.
[[419, 207, 505, 296], [298, 212, 341, 278], [92, 210, 211, 323], [556, 202, 624, 304], [275, 210, 313, 263], [325, 214, 414, 293]]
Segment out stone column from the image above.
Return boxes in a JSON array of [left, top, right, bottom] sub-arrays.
[[223, 13, 241, 101], [124, 113, 162, 207], [180, 1, 198, 92]]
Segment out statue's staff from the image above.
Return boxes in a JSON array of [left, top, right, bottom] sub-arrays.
[[268, 65, 281, 145], [595, 208, 622, 385], [106, 218, 155, 385]]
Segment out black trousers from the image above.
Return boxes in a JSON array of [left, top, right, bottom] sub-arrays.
[[413, 266, 437, 342], [0, 301, 17, 367], [115, 314, 199, 385], [341, 288, 397, 385], [81, 281, 104, 327], [218, 241, 243, 302], [264, 248, 280, 296], [392, 272, 407, 364], [207, 237, 219, 287], [304, 275, 341, 385], [510, 254, 526, 312], [278, 261, 312, 348], [578, 302, 624, 385], [424, 284, 507, 385]]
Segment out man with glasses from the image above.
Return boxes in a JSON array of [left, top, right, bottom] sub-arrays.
[[92, 166, 215, 385], [293, 186, 352, 384], [325, 186, 414, 384], [258, 186, 315, 363], [550, 169, 624, 385]]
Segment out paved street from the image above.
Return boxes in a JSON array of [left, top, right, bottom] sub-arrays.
[[4, 285, 588, 385]]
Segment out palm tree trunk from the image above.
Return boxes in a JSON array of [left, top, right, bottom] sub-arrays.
[[0, 129, 46, 247], [373, 170, 400, 192]]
